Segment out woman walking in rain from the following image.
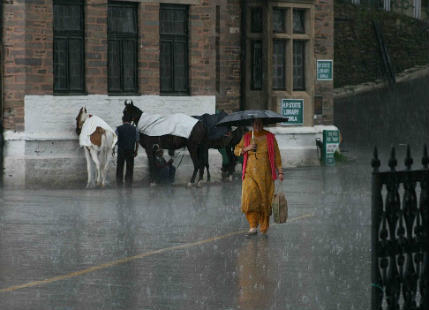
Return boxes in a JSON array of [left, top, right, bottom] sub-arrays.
[[234, 119, 283, 236]]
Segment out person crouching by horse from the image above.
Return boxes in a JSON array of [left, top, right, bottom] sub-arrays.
[[152, 144, 176, 185], [234, 118, 284, 236], [115, 115, 139, 187]]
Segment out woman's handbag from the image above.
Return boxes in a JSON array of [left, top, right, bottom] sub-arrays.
[[272, 187, 288, 224]]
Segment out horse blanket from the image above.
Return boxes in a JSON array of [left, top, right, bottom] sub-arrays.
[[137, 113, 198, 139], [194, 112, 229, 140], [79, 115, 117, 148]]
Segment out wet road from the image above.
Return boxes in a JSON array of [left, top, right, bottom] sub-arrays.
[[0, 159, 372, 310]]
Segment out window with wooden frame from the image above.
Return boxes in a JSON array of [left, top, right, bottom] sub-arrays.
[[53, 0, 85, 94], [270, 7, 309, 92], [272, 40, 286, 90], [293, 40, 306, 91], [293, 9, 306, 34], [273, 8, 286, 33], [251, 40, 263, 90], [108, 1, 138, 94], [160, 4, 189, 95], [251, 7, 263, 33]]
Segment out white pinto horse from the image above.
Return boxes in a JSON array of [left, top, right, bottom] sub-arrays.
[[75, 107, 117, 188]]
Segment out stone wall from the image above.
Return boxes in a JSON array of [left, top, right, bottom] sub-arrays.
[[314, 0, 335, 125], [2, 0, 333, 125], [86, 0, 108, 94], [139, 3, 160, 94], [3, 0, 26, 131], [214, 0, 241, 113], [334, 1, 429, 88], [334, 68, 429, 151], [2, 0, 242, 132]]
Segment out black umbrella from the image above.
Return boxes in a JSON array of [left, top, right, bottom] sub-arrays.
[[216, 110, 288, 127]]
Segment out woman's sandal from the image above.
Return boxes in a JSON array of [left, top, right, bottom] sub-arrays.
[[245, 228, 257, 237]]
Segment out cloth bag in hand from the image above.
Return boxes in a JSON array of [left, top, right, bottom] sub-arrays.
[[272, 184, 288, 223]]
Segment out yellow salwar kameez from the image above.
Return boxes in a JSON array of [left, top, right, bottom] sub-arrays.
[[234, 130, 282, 233]]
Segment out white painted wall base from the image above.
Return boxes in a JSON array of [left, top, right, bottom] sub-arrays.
[[3, 124, 338, 188], [24, 94, 216, 139]]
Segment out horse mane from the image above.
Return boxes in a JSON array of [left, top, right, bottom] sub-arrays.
[[76, 107, 87, 135], [124, 103, 143, 125]]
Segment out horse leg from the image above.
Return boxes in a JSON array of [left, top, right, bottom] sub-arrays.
[[101, 132, 115, 187], [197, 143, 208, 186], [101, 148, 110, 187], [187, 145, 199, 186], [84, 147, 94, 188], [206, 163, 210, 183], [97, 148, 105, 187], [186, 121, 207, 186], [204, 144, 210, 183], [89, 148, 102, 186], [145, 146, 157, 186]]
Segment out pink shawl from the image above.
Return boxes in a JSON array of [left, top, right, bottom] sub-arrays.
[[242, 131, 277, 181]]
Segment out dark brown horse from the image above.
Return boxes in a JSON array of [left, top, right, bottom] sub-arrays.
[[193, 112, 247, 182], [123, 101, 207, 186], [204, 126, 247, 182]]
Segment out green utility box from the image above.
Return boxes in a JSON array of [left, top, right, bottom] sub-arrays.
[[322, 130, 340, 166]]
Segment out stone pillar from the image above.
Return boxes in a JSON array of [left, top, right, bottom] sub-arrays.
[[3, 0, 26, 131], [86, 0, 108, 94], [139, 3, 160, 95], [215, 0, 241, 113], [314, 0, 334, 125], [189, 0, 215, 95]]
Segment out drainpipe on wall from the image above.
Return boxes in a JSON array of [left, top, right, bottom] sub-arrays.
[[240, 0, 247, 111]]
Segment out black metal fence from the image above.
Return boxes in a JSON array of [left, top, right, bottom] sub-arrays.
[[371, 145, 429, 309]]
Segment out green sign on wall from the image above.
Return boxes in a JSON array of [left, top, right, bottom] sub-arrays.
[[281, 99, 304, 125], [322, 130, 340, 166], [317, 60, 333, 81]]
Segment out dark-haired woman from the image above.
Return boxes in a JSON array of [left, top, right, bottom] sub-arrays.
[[234, 119, 284, 235]]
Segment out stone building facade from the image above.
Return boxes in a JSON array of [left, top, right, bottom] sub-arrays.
[[1, 0, 334, 187]]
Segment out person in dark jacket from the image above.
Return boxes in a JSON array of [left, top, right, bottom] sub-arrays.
[[152, 144, 176, 184], [116, 115, 139, 187]]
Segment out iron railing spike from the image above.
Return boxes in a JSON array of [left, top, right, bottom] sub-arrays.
[[388, 146, 397, 171], [405, 144, 413, 170], [372, 146, 381, 171]]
